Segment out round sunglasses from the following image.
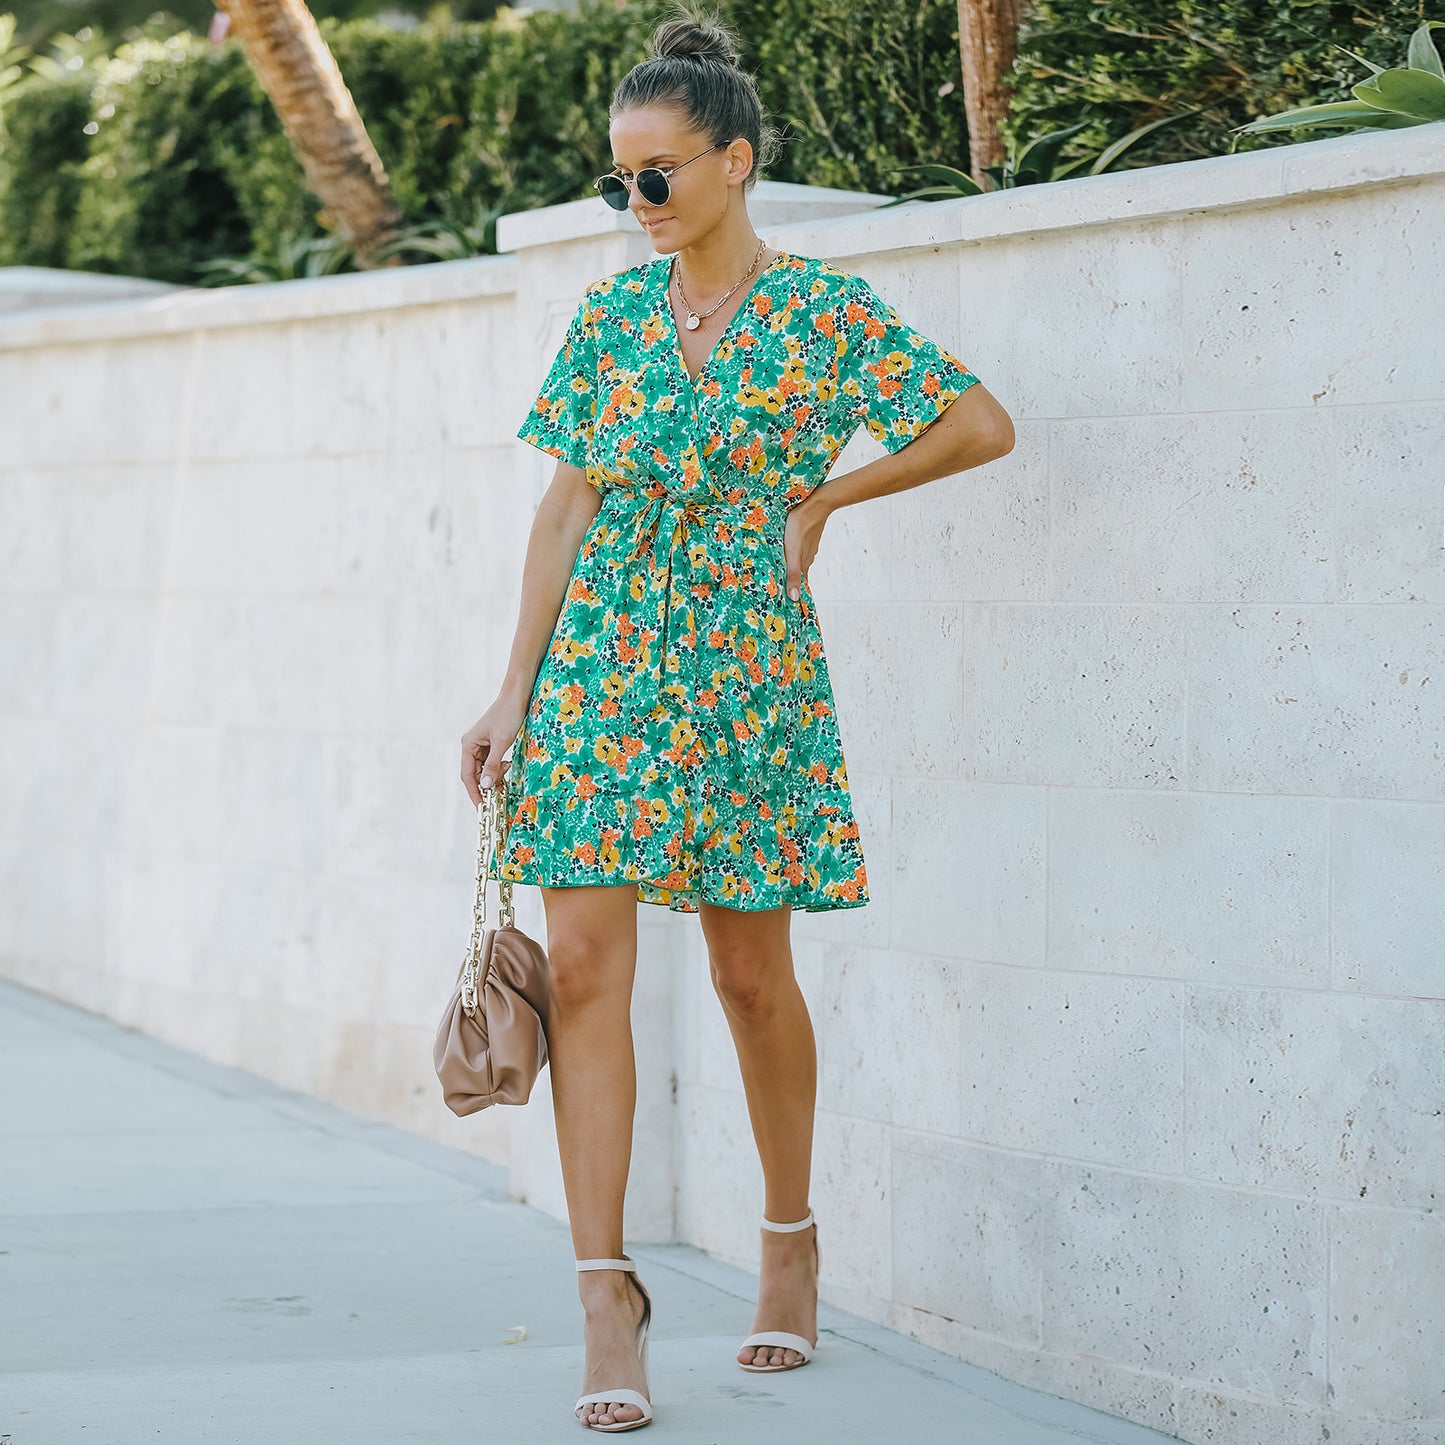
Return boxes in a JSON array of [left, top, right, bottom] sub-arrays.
[[593, 140, 731, 212]]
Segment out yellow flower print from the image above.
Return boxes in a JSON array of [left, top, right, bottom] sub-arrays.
[[594, 735, 626, 770], [555, 638, 594, 665], [736, 383, 781, 413], [555, 687, 585, 726]]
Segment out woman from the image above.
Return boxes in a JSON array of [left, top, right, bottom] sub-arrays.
[[460, 3, 1014, 1432]]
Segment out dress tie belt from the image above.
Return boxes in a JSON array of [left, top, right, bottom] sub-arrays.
[[601, 489, 786, 741]]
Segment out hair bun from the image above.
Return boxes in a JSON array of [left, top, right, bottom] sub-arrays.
[[651, 16, 741, 69]]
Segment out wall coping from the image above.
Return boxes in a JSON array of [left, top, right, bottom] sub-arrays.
[[0, 123, 1439, 352], [0, 265, 179, 315], [787, 119, 1445, 261]]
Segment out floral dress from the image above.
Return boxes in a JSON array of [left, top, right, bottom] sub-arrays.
[[494, 248, 981, 913]]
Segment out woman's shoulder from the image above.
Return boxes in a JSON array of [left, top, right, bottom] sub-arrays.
[[581, 255, 666, 304], [774, 253, 876, 316]]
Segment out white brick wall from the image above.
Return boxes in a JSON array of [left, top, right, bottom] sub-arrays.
[[2, 126, 1441, 1444]]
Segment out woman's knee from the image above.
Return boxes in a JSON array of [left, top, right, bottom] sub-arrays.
[[709, 947, 793, 1020], [541, 884, 637, 1009]]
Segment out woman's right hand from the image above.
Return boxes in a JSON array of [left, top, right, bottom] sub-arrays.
[[461, 686, 530, 807]]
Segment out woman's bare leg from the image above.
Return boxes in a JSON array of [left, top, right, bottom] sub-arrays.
[[541, 882, 649, 1428], [696, 900, 819, 1368]]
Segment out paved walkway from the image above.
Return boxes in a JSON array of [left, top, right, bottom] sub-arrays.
[[0, 977, 1185, 1445]]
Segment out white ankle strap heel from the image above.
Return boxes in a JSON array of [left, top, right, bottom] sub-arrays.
[[761, 1211, 816, 1233], [738, 1209, 820, 1372], [574, 1254, 653, 1431]]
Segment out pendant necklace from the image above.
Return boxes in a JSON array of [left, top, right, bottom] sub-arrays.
[[672, 239, 769, 331]]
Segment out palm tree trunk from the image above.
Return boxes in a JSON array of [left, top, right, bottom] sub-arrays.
[[214, 0, 402, 268], [956, 0, 1023, 187]]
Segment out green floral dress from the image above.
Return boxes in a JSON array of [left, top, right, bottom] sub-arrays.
[[495, 249, 981, 913]]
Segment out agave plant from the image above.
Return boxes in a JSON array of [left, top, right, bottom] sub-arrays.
[[368, 198, 509, 263], [879, 104, 1212, 204], [191, 228, 356, 286], [1233, 21, 1445, 140], [370, 171, 599, 265]]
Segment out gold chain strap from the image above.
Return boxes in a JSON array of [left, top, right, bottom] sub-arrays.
[[460, 771, 517, 1011]]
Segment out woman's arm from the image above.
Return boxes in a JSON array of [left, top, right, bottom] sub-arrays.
[[818, 382, 1015, 512], [783, 383, 1015, 601], [461, 463, 603, 805]]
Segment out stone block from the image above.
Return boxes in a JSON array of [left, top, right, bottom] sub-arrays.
[[1048, 787, 1330, 987], [969, 603, 1189, 788], [960, 963, 1185, 1174]]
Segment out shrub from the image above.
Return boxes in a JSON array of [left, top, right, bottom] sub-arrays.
[[1002, 0, 1436, 169]]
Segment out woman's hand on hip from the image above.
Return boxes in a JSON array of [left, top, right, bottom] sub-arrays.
[[783, 492, 830, 603]]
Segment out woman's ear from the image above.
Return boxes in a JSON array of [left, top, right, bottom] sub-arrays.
[[727, 138, 755, 187]]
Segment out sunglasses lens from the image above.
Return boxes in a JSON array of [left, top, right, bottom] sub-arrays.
[[637, 170, 671, 206], [596, 176, 629, 210]]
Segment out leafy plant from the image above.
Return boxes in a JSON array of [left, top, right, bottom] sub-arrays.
[[1232, 20, 1445, 140], [1000, 0, 1433, 173], [0, 11, 35, 161], [0, 12, 33, 105], [23, 19, 111, 84], [191, 227, 357, 284], [879, 104, 1209, 201], [367, 198, 504, 262]]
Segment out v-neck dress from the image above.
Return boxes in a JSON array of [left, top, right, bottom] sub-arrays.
[[496, 249, 981, 913]]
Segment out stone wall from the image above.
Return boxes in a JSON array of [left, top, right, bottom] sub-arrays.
[[2, 126, 1441, 1445]]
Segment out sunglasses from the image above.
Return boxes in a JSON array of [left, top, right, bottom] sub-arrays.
[[593, 140, 731, 211]]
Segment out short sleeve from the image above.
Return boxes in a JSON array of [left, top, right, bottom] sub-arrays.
[[835, 276, 981, 454], [516, 288, 597, 467]]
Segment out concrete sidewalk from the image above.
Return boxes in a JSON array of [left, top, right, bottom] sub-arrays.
[[0, 977, 1186, 1445]]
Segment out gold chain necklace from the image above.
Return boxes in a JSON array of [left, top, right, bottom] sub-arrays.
[[671, 239, 768, 331]]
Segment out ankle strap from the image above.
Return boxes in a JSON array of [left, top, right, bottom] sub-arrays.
[[761, 1209, 815, 1232], [576, 1256, 637, 1272]]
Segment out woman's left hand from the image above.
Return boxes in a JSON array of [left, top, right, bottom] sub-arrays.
[[783, 493, 830, 603]]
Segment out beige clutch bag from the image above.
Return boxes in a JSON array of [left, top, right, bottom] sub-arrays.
[[433, 771, 551, 1115]]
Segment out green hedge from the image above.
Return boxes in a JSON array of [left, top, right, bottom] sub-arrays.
[[0, 0, 974, 281], [0, 0, 1429, 283]]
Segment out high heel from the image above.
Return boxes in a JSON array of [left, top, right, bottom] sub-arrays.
[[574, 1255, 653, 1431], [737, 1209, 820, 1372]]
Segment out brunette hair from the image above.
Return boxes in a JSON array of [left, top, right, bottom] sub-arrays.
[[610, 2, 783, 192]]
